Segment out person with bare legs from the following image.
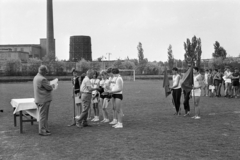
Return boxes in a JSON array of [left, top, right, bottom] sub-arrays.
[[99, 71, 110, 123], [192, 67, 202, 119], [107, 68, 124, 128], [107, 68, 118, 125]]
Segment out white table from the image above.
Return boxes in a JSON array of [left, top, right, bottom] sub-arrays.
[[11, 98, 39, 133]]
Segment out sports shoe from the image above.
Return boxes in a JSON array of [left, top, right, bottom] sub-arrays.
[[91, 117, 96, 121], [195, 116, 201, 119], [184, 112, 190, 117], [75, 116, 80, 120], [93, 117, 99, 122], [100, 119, 106, 122], [113, 123, 123, 128], [109, 119, 118, 125], [104, 119, 109, 123], [191, 116, 196, 119], [112, 122, 119, 128], [39, 132, 51, 136]]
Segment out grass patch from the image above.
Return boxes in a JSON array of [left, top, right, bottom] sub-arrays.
[[0, 80, 240, 160]]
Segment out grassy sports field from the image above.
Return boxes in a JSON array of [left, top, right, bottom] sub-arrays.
[[0, 80, 240, 160]]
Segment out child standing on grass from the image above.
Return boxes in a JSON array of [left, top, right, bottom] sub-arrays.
[[72, 69, 82, 120], [90, 71, 100, 122], [208, 69, 215, 97], [231, 68, 239, 98], [99, 71, 111, 123], [192, 67, 202, 120]]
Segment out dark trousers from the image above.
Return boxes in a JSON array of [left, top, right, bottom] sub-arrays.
[[183, 90, 191, 113], [36, 101, 51, 134], [172, 88, 182, 113], [77, 93, 92, 125]]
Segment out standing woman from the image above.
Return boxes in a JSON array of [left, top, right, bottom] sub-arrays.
[[108, 68, 124, 128], [90, 71, 100, 122], [107, 68, 118, 125], [192, 67, 202, 119], [170, 67, 182, 115], [99, 71, 110, 122], [72, 69, 82, 120]]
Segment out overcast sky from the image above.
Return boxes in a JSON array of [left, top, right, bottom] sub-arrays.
[[0, 0, 240, 61]]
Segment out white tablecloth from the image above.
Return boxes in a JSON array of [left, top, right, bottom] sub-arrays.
[[11, 98, 39, 121]]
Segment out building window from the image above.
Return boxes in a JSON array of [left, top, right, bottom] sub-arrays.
[[14, 48, 17, 51], [21, 48, 24, 52]]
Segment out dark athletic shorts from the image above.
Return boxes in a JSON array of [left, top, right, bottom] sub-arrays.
[[232, 81, 239, 87], [112, 94, 123, 100], [214, 80, 221, 86]]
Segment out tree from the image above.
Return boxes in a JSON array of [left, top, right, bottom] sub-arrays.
[[28, 58, 42, 76], [5, 59, 22, 76], [212, 41, 227, 59], [168, 45, 174, 70], [76, 59, 91, 73], [90, 61, 101, 72], [143, 62, 159, 75], [184, 35, 202, 68], [42, 52, 56, 62], [137, 42, 144, 63], [112, 59, 125, 69], [137, 42, 146, 74], [122, 60, 136, 70]]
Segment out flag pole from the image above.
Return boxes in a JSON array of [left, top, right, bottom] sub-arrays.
[[191, 60, 196, 115]]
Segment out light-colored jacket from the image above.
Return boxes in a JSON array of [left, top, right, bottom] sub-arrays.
[[33, 73, 53, 104]]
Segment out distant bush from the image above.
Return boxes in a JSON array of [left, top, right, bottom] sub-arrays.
[[5, 59, 22, 76]]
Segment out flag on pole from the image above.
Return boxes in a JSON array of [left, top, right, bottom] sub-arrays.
[[163, 67, 171, 97], [181, 66, 194, 92]]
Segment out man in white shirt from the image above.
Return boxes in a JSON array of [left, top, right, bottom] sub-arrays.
[[224, 67, 232, 97], [76, 69, 99, 128]]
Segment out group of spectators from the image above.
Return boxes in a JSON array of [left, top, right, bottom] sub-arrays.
[[170, 66, 240, 120], [202, 66, 240, 98]]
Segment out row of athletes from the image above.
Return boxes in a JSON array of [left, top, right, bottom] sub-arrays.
[[202, 67, 240, 98], [71, 67, 124, 129]]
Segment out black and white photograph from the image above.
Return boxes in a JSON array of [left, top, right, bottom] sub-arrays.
[[0, 0, 240, 159]]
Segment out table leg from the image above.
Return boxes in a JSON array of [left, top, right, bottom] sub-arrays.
[[13, 108, 17, 127], [31, 116, 34, 125], [20, 111, 23, 133]]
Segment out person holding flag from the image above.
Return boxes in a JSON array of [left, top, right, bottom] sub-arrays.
[[163, 67, 171, 97], [181, 64, 194, 116], [169, 67, 182, 115], [192, 67, 202, 119]]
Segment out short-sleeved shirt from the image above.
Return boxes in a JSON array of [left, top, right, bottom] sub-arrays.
[[232, 72, 240, 83], [80, 76, 91, 93], [172, 74, 181, 89], [91, 78, 100, 95], [109, 76, 117, 90], [112, 76, 123, 94], [204, 73, 209, 84], [224, 71, 232, 83]]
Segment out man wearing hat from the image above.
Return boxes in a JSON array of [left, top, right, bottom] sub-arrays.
[[33, 65, 55, 136]]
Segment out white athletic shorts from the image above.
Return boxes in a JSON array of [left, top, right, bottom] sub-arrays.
[[192, 88, 201, 97], [209, 85, 215, 90]]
